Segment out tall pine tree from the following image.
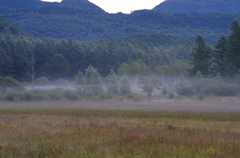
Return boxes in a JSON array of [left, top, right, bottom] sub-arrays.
[[212, 35, 228, 76], [227, 19, 240, 73], [189, 35, 211, 77]]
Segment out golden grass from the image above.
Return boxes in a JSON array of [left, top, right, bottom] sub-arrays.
[[0, 101, 240, 157]]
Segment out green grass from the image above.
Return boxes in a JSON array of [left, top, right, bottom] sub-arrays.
[[0, 104, 240, 157]]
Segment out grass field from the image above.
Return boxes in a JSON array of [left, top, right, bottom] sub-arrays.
[[0, 98, 240, 157]]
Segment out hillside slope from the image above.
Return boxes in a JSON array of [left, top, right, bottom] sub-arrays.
[[153, 0, 240, 13], [0, 0, 105, 13], [0, 17, 30, 36]]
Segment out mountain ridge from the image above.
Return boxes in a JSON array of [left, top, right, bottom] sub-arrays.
[[153, 0, 240, 13], [0, 0, 105, 13], [1, 7, 239, 43]]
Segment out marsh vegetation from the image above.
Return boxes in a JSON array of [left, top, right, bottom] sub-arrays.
[[0, 101, 240, 157]]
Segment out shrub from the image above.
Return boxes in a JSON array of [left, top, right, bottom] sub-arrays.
[[169, 93, 175, 99], [126, 93, 141, 101], [176, 85, 193, 96], [63, 90, 78, 100], [33, 77, 50, 86], [200, 82, 238, 96], [21, 91, 33, 101], [47, 90, 61, 101], [3, 91, 21, 101], [0, 76, 24, 93], [30, 89, 46, 101], [197, 93, 206, 101], [99, 92, 113, 100], [162, 87, 168, 95]]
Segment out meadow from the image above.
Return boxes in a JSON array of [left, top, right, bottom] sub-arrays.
[[0, 98, 240, 158]]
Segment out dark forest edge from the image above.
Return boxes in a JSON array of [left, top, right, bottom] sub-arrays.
[[1, 19, 240, 99]]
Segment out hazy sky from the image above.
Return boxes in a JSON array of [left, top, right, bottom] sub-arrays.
[[41, 0, 165, 14]]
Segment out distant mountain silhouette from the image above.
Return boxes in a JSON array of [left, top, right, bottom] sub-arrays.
[[0, 0, 105, 13], [60, 0, 105, 13], [153, 0, 240, 13]]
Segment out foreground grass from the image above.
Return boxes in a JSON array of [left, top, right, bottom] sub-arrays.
[[0, 107, 240, 157]]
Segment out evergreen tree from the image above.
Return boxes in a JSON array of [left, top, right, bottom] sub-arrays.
[[236, 71, 240, 86], [227, 19, 240, 71], [212, 35, 228, 76], [189, 35, 211, 77]]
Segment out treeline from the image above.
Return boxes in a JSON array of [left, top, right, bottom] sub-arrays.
[[189, 19, 240, 81], [0, 34, 191, 82]]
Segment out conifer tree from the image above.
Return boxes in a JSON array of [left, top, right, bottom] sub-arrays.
[[212, 35, 228, 76], [189, 35, 211, 77], [227, 19, 240, 71]]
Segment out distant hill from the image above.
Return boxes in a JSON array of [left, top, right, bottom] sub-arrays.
[[1, 7, 239, 43], [0, 0, 56, 9], [0, 17, 30, 36], [153, 0, 240, 13], [0, 0, 105, 13], [60, 0, 105, 13]]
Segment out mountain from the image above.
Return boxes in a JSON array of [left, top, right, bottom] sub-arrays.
[[153, 0, 240, 13], [60, 0, 105, 13], [0, 17, 30, 36], [0, 0, 105, 13], [0, 0, 56, 9], [0, 5, 239, 43]]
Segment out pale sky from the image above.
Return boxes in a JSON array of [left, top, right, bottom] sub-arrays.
[[41, 0, 165, 14]]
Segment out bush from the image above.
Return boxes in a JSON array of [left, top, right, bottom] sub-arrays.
[[0, 76, 24, 93], [169, 93, 175, 99], [30, 89, 46, 101], [126, 93, 141, 101], [162, 87, 168, 95], [63, 90, 78, 100], [176, 86, 193, 96], [200, 82, 238, 96], [47, 90, 61, 101], [21, 91, 33, 101], [99, 92, 113, 100], [3, 91, 21, 101], [33, 77, 50, 86], [196, 93, 206, 101]]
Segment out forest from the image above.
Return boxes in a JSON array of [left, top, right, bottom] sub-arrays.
[[1, 16, 240, 98]]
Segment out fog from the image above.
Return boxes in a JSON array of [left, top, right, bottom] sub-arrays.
[[22, 75, 240, 97]]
